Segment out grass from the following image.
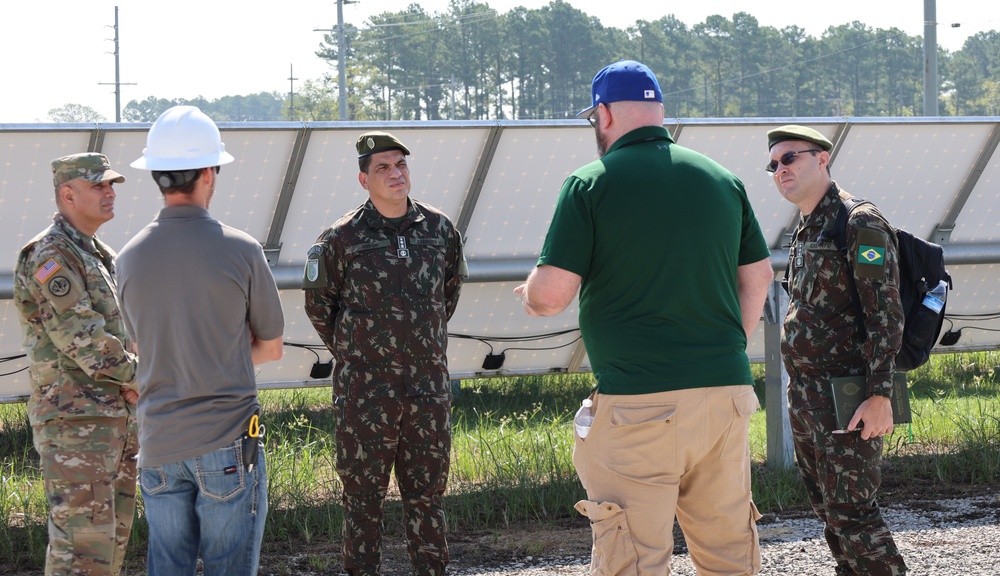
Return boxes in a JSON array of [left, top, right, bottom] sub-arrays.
[[1, 352, 999, 573]]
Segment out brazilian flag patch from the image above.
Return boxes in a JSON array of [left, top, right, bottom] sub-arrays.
[[858, 245, 885, 265], [855, 228, 889, 280]]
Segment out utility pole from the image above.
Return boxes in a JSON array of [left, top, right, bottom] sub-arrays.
[[98, 6, 135, 122], [337, 0, 352, 121], [923, 0, 939, 116], [314, 0, 356, 121], [450, 74, 456, 120], [288, 64, 298, 120]]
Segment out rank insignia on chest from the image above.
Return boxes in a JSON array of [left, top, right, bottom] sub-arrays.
[[396, 235, 409, 258]]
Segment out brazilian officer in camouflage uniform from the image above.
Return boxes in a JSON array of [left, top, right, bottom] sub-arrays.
[[768, 125, 907, 575], [13, 153, 139, 576], [303, 131, 467, 576]]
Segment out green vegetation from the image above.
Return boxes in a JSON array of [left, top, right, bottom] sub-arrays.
[[1, 352, 998, 572], [117, 3, 1000, 122]]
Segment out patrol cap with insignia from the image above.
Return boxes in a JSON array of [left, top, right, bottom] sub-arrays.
[[356, 131, 411, 158], [51, 153, 126, 187], [767, 125, 834, 152]]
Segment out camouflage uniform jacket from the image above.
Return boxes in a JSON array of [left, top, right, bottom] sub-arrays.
[[13, 213, 137, 425], [782, 182, 903, 399], [303, 198, 467, 400]]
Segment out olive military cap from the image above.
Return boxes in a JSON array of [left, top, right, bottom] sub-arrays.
[[52, 153, 126, 187], [767, 125, 834, 152], [356, 131, 411, 158]]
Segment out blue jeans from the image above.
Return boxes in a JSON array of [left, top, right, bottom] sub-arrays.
[[140, 437, 268, 576]]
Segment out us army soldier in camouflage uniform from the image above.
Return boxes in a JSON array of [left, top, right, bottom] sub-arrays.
[[303, 131, 467, 576], [13, 153, 139, 576], [767, 125, 907, 575]]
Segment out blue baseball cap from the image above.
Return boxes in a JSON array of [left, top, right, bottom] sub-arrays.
[[577, 60, 663, 118]]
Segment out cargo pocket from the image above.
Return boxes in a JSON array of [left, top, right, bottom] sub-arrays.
[[720, 389, 760, 461], [747, 500, 763, 573], [45, 478, 116, 538], [574, 500, 638, 576]]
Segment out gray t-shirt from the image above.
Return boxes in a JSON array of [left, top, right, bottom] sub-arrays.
[[117, 205, 284, 468]]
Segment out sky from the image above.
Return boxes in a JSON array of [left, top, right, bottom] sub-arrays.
[[2, 0, 996, 123]]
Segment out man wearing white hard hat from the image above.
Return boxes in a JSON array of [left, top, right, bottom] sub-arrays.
[[116, 105, 285, 576]]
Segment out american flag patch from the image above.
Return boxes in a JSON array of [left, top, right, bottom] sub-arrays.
[[34, 259, 62, 283]]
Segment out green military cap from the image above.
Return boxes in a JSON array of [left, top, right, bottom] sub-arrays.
[[51, 152, 126, 187], [767, 125, 834, 152], [356, 131, 411, 158]]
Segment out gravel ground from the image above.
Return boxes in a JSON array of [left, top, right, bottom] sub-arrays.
[[446, 494, 1000, 576]]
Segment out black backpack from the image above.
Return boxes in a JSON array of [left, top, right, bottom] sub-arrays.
[[832, 197, 953, 371]]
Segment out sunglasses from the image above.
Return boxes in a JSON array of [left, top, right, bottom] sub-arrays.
[[765, 149, 821, 173]]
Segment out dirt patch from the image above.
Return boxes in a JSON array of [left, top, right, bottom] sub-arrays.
[[6, 478, 994, 575], [258, 480, 999, 575], [261, 517, 595, 575]]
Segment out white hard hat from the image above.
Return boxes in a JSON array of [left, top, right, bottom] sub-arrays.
[[131, 105, 235, 171]]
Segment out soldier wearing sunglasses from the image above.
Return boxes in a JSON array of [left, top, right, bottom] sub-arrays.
[[768, 125, 907, 576]]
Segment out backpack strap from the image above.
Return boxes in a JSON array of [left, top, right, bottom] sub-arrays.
[[784, 196, 884, 345], [830, 197, 874, 342], [781, 196, 867, 297], [781, 230, 796, 295]]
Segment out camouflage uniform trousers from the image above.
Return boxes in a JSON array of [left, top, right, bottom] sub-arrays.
[[32, 415, 138, 576], [789, 388, 906, 576], [334, 393, 450, 576]]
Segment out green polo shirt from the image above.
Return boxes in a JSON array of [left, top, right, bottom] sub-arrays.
[[538, 126, 770, 394]]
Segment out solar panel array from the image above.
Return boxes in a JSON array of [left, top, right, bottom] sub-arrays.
[[2, 117, 999, 401]]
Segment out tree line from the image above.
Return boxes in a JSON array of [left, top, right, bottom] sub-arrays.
[[53, 0, 1000, 123]]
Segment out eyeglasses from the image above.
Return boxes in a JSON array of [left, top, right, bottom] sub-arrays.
[[586, 103, 607, 127], [765, 149, 821, 173]]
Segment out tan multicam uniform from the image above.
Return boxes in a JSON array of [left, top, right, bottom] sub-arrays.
[[304, 198, 466, 576], [782, 182, 907, 576], [14, 213, 139, 576]]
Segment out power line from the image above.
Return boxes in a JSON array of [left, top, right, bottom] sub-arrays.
[[348, 10, 500, 46]]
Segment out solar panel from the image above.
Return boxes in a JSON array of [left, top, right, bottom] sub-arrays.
[[2, 117, 998, 401]]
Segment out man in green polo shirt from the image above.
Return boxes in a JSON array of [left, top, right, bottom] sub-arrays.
[[515, 60, 773, 575]]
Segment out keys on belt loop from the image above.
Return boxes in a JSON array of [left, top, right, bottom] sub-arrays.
[[248, 413, 264, 439], [242, 412, 264, 473]]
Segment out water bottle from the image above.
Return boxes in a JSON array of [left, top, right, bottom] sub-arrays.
[[921, 279, 948, 314], [909, 279, 948, 349], [574, 398, 594, 439]]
